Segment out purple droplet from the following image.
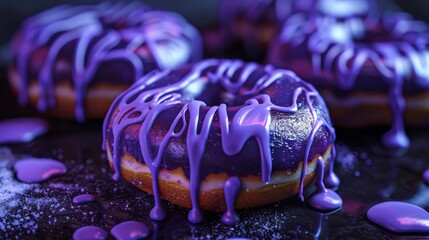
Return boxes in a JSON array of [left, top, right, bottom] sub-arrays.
[[110, 221, 150, 240], [308, 157, 342, 211], [367, 201, 429, 233], [324, 171, 340, 189], [188, 208, 203, 224], [73, 194, 96, 204], [308, 190, 343, 211], [222, 176, 242, 225], [423, 169, 429, 185], [0, 118, 48, 144], [72, 226, 108, 240], [14, 158, 67, 183], [149, 206, 167, 221]]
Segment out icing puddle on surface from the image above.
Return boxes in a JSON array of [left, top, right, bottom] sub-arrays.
[[367, 201, 429, 233], [14, 158, 67, 183], [0, 118, 48, 144]]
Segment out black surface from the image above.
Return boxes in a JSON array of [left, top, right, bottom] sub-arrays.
[[2, 65, 429, 240]]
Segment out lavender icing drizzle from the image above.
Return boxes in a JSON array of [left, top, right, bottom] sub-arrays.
[[103, 59, 337, 223], [12, 2, 201, 122], [273, 11, 429, 149]]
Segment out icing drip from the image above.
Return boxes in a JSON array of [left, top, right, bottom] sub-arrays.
[[13, 2, 201, 121], [72, 226, 108, 240], [367, 201, 429, 233], [324, 145, 340, 188], [308, 157, 342, 210], [222, 177, 242, 225], [110, 221, 150, 240], [103, 59, 337, 222], [276, 12, 429, 149]]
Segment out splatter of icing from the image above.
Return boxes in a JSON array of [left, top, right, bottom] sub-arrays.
[[14, 158, 67, 183], [367, 201, 429, 233]]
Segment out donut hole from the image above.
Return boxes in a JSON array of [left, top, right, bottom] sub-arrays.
[[181, 76, 254, 107]]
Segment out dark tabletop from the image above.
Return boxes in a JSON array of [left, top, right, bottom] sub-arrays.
[[1, 64, 429, 240]]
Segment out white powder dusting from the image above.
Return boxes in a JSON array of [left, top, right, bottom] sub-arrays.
[[0, 147, 61, 238]]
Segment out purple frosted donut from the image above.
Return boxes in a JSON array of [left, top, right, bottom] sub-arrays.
[[268, 5, 429, 149], [10, 2, 201, 122], [102, 59, 339, 223]]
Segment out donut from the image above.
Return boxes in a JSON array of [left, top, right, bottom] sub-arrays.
[[102, 59, 339, 223], [10, 2, 201, 122], [268, 5, 428, 149]]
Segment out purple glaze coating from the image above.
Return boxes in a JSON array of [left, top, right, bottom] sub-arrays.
[[308, 157, 342, 210], [73, 194, 96, 204], [12, 2, 201, 122], [367, 201, 429, 233], [73, 226, 108, 240], [110, 221, 150, 240], [0, 118, 48, 144], [103, 59, 337, 222], [269, 9, 429, 149], [423, 169, 429, 185], [221, 177, 242, 225], [14, 158, 67, 183]]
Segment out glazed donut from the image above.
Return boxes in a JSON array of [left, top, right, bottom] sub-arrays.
[[102, 59, 338, 223], [10, 2, 201, 122], [268, 6, 429, 149]]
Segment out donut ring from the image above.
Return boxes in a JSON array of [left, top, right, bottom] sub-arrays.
[[102, 59, 338, 223], [269, 11, 429, 149], [10, 2, 201, 122]]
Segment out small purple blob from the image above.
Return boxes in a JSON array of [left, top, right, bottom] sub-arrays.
[[308, 190, 343, 211], [72, 226, 108, 240], [423, 169, 429, 185], [110, 221, 150, 240], [73, 194, 96, 204], [14, 158, 67, 183], [308, 157, 342, 211], [367, 201, 429, 233], [222, 176, 242, 225], [0, 118, 48, 144]]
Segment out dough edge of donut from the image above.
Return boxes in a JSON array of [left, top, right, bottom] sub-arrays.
[[105, 139, 332, 212]]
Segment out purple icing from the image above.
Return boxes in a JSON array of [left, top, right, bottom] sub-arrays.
[[308, 157, 342, 211], [73, 194, 96, 204], [367, 201, 429, 233], [103, 59, 337, 223], [110, 221, 150, 240], [73, 226, 108, 240], [14, 158, 67, 183], [270, 9, 429, 149], [221, 177, 242, 225], [0, 118, 48, 144], [12, 2, 201, 122]]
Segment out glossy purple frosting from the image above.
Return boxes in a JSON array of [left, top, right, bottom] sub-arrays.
[[12, 2, 202, 122], [72, 226, 108, 240], [73, 194, 96, 204], [103, 59, 337, 223], [14, 158, 67, 183], [110, 221, 150, 240], [367, 201, 429, 233], [269, 10, 429, 149]]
